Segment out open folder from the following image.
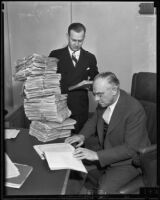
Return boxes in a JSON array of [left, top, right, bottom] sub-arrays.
[[68, 80, 93, 91], [33, 143, 87, 173]]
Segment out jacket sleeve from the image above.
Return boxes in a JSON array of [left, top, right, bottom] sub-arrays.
[[48, 50, 55, 57], [79, 110, 98, 139], [97, 106, 150, 167], [88, 54, 99, 80]]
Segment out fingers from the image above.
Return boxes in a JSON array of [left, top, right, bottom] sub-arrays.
[[65, 136, 78, 144], [73, 148, 86, 160], [76, 141, 83, 147]]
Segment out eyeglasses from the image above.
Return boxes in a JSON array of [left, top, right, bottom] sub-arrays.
[[92, 92, 105, 98]]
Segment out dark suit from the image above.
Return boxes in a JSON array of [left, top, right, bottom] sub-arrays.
[[79, 90, 151, 193], [49, 47, 98, 133]]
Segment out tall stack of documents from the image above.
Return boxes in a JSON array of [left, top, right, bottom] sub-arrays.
[[14, 53, 76, 142]]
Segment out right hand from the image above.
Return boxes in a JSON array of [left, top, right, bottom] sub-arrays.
[[65, 135, 85, 147]]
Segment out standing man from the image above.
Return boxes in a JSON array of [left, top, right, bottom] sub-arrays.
[[49, 23, 99, 134], [65, 72, 151, 194]]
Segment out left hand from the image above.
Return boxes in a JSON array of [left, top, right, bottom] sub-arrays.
[[73, 147, 99, 161]]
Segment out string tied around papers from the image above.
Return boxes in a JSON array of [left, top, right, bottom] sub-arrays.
[[40, 112, 47, 121]]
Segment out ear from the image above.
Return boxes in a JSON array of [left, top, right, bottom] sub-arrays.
[[112, 86, 118, 95], [66, 32, 69, 41]]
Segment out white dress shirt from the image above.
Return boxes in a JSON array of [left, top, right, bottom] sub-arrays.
[[102, 93, 120, 124], [68, 47, 80, 65]]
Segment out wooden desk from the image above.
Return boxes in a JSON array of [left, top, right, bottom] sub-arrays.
[[4, 129, 70, 195]]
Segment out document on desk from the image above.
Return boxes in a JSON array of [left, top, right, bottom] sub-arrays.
[[33, 143, 87, 173], [5, 129, 20, 139], [5, 163, 33, 188], [5, 153, 20, 178]]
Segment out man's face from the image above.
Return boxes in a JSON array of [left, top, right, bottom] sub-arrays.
[[68, 30, 85, 52], [93, 78, 116, 107]]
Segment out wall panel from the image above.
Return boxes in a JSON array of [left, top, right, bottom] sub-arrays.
[[4, 1, 71, 109], [71, 2, 156, 111]]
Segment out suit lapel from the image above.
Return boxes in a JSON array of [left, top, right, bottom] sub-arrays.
[[63, 47, 75, 69], [75, 48, 86, 69], [97, 107, 106, 146], [107, 91, 125, 135]]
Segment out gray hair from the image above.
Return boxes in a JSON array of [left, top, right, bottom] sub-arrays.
[[94, 72, 120, 87]]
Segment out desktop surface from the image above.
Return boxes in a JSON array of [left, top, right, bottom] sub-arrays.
[[5, 129, 70, 195]]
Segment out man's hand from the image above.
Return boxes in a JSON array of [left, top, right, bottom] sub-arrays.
[[73, 147, 99, 161], [65, 135, 85, 147]]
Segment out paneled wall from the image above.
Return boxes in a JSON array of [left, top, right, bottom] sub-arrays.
[[4, 1, 156, 112]]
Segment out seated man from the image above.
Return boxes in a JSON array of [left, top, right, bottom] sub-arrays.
[[65, 71, 151, 194]]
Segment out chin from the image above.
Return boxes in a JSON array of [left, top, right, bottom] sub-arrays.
[[99, 103, 106, 108]]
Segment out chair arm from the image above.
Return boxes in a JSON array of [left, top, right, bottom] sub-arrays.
[[5, 104, 30, 128], [118, 176, 144, 194], [138, 144, 157, 154]]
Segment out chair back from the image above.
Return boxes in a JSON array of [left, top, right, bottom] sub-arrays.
[[131, 72, 156, 144]]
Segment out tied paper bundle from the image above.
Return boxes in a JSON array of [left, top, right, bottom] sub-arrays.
[[29, 118, 76, 142], [24, 94, 71, 123], [14, 53, 58, 81], [23, 74, 61, 98]]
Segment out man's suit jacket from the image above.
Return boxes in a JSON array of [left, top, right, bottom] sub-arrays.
[[79, 90, 151, 167], [49, 47, 98, 115]]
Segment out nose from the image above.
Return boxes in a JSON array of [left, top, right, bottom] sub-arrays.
[[75, 41, 80, 47], [94, 94, 100, 102]]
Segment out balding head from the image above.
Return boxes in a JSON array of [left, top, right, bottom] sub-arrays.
[[93, 72, 120, 107]]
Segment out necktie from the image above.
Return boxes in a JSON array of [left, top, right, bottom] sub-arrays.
[[103, 106, 111, 125], [103, 120, 109, 148], [72, 52, 78, 66], [103, 121, 109, 133]]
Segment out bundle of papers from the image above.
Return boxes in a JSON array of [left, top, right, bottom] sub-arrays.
[[24, 74, 61, 98], [29, 118, 76, 142], [24, 94, 71, 122], [33, 143, 87, 173], [29, 127, 71, 142], [14, 53, 58, 81]]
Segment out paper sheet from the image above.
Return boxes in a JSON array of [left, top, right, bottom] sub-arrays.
[[5, 129, 20, 139], [5, 153, 20, 178]]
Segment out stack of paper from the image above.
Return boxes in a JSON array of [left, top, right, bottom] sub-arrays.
[[33, 143, 87, 173], [14, 53, 76, 142], [29, 118, 76, 142], [24, 94, 71, 122], [24, 74, 61, 98], [14, 53, 58, 81]]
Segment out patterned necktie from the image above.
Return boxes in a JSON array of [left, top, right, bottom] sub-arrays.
[[103, 120, 108, 148], [103, 121, 109, 134], [72, 52, 78, 66]]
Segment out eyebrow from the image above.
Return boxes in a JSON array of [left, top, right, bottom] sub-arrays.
[[92, 92, 104, 96], [71, 39, 84, 42]]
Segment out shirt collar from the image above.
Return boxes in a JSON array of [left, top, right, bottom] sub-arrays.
[[108, 92, 120, 112], [68, 46, 80, 58]]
